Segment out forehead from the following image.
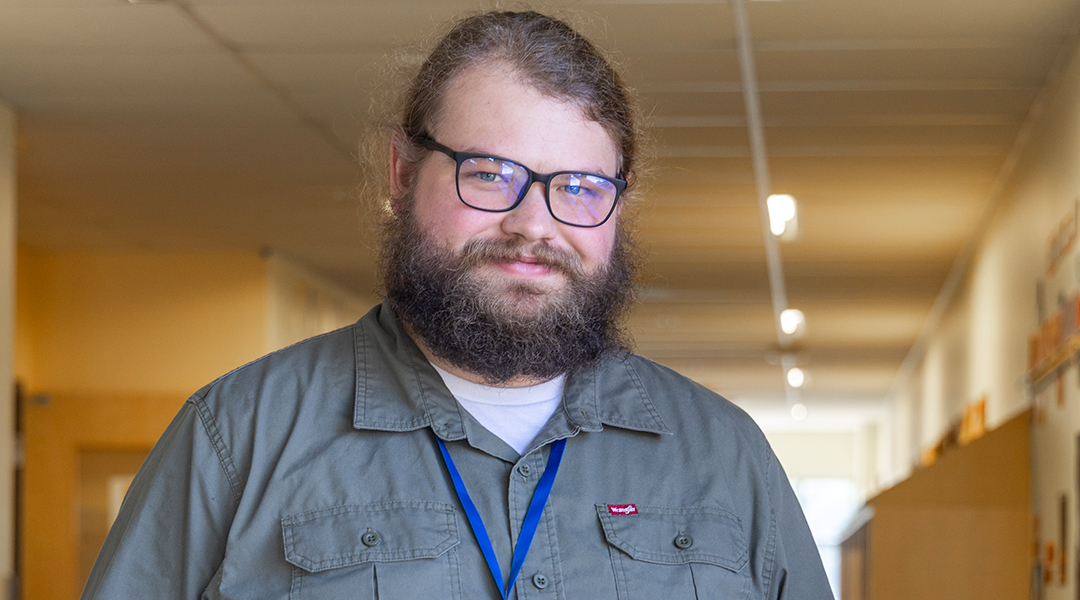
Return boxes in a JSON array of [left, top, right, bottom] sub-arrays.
[[431, 65, 619, 175]]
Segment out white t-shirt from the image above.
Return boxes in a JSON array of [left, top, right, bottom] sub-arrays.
[[431, 364, 565, 455]]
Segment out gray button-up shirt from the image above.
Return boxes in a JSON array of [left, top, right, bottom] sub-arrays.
[[82, 303, 833, 599]]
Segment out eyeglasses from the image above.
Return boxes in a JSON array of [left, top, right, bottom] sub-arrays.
[[419, 136, 626, 228]]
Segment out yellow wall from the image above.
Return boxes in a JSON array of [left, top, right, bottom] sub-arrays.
[[16, 251, 270, 397], [16, 251, 268, 600]]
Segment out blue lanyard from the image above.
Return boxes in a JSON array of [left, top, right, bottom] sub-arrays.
[[436, 437, 567, 600]]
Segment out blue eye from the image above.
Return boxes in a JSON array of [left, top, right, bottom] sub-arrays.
[[559, 178, 599, 199], [477, 172, 499, 183]]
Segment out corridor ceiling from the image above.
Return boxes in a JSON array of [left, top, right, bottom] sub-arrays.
[[4, 0, 1080, 428]]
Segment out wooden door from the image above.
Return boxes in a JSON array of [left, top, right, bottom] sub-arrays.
[[23, 393, 181, 600]]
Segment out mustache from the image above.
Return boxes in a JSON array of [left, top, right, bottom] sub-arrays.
[[451, 238, 587, 279]]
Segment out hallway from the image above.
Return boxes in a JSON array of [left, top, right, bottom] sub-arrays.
[[2, 0, 1079, 597]]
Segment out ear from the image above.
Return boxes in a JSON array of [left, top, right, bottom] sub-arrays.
[[388, 134, 408, 216]]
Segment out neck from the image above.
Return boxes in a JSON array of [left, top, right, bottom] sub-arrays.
[[406, 326, 555, 388]]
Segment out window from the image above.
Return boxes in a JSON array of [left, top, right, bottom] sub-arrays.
[[790, 477, 860, 599]]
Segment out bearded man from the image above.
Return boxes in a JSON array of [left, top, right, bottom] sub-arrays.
[[82, 11, 832, 600]]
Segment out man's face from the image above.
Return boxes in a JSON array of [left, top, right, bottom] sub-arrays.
[[383, 64, 636, 384], [397, 65, 622, 315]]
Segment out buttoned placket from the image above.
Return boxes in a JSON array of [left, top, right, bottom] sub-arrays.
[[438, 404, 573, 600], [507, 445, 557, 598], [423, 380, 614, 600]]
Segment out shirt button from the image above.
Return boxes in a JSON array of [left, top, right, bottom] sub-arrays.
[[361, 531, 381, 547], [517, 464, 532, 477], [532, 572, 549, 589], [674, 534, 693, 549]]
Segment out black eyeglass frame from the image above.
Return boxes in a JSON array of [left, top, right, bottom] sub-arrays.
[[419, 136, 627, 228]]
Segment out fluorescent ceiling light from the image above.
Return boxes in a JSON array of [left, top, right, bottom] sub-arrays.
[[786, 367, 805, 388], [767, 194, 799, 239], [780, 308, 805, 336]]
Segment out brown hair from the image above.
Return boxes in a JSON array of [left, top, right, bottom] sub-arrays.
[[391, 10, 640, 206]]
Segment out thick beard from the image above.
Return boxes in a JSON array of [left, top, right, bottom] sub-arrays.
[[380, 208, 638, 385]]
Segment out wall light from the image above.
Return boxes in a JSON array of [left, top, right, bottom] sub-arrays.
[[780, 308, 805, 336], [767, 194, 799, 239], [786, 367, 805, 388]]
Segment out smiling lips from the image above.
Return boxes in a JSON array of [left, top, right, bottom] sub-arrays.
[[492, 254, 560, 278], [456, 237, 586, 281]]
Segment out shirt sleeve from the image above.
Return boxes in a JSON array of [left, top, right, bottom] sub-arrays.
[[765, 444, 836, 600], [80, 398, 240, 599]]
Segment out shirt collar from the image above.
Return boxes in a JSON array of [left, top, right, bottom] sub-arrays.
[[351, 302, 672, 439]]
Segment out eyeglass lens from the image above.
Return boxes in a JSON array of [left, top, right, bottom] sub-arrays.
[[458, 157, 617, 226]]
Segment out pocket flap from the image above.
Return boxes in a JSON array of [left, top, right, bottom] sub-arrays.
[[282, 501, 459, 573], [596, 504, 747, 571]]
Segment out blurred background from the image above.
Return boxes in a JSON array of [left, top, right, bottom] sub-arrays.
[[2, 0, 1079, 598]]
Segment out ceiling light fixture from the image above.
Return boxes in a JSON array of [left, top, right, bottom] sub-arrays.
[[780, 308, 805, 336], [732, 0, 803, 411], [766, 194, 798, 239], [786, 367, 805, 388], [790, 403, 808, 421]]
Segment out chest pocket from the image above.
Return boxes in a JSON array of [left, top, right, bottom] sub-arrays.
[[597, 505, 751, 600], [282, 501, 461, 600]]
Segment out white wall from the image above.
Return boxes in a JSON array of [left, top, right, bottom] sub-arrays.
[[766, 426, 880, 498], [909, 294, 972, 456], [768, 431, 858, 479], [890, 372, 920, 484], [0, 102, 17, 597]]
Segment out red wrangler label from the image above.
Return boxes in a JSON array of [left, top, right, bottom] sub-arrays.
[[607, 504, 638, 515]]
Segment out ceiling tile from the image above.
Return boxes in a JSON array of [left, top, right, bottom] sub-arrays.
[[245, 51, 385, 92], [745, 0, 1080, 42], [0, 52, 262, 101], [755, 46, 1058, 82], [0, 4, 211, 53], [190, 2, 475, 49]]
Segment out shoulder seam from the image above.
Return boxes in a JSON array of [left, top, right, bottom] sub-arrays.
[[615, 358, 672, 434], [190, 396, 243, 508], [762, 443, 779, 597]]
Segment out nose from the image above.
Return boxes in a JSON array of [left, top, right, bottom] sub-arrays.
[[500, 181, 558, 242]]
